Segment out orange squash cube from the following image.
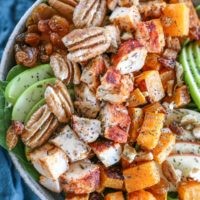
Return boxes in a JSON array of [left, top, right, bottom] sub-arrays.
[[153, 130, 176, 164], [153, 193, 167, 200], [123, 161, 160, 193], [143, 54, 161, 71], [143, 102, 165, 113], [128, 108, 144, 141], [178, 181, 200, 200], [100, 167, 124, 189], [65, 194, 89, 200], [137, 112, 165, 150], [128, 88, 147, 107], [161, 3, 190, 36], [128, 190, 156, 200], [159, 69, 175, 91], [135, 70, 165, 103], [105, 191, 124, 200], [164, 85, 191, 108]]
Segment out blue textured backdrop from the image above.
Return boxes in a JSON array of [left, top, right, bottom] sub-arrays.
[[0, 0, 39, 199]]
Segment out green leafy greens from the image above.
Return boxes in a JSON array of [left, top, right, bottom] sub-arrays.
[[167, 192, 179, 200], [0, 80, 39, 181]]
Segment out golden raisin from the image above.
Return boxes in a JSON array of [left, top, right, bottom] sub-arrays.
[[25, 33, 40, 46]]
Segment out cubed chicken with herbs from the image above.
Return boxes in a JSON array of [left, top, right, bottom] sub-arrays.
[[74, 83, 100, 118], [109, 6, 141, 31], [29, 144, 69, 179], [60, 160, 100, 194], [39, 176, 61, 193], [50, 125, 90, 162], [112, 40, 147, 74], [80, 55, 107, 92], [96, 68, 133, 104], [90, 140, 122, 167], [99, 103, 131, 143], [72, 115, 101, 143], [135, 19, 165, 53]]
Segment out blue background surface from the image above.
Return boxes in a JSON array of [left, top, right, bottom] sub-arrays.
[[0, 0, 40, 199]]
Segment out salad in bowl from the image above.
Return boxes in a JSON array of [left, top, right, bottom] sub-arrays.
[[1, 0, 200, 199]]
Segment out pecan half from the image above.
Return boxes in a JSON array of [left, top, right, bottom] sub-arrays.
[[48, 0, 78, 21], [21, 105, 59, 149], [162, 160, 181, 186], [62, 27, 111, 62], [50, 53, 81, 84], [73, 0, 107, 28], [45, 80, 74, 122]]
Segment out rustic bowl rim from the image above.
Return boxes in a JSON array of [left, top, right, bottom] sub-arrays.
[[0, 1, 61, 199]]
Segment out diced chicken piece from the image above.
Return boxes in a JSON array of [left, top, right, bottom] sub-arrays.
[[135, 19, 165, 53], [90, 140, 122, 167], [29, 144, 69, 179], [112, 40, 147, 74], [109, 6, 141, 31], [105, 25, 121, 53], [39, 176, 61, 193], [74, 101, 100, 119], [72, 115, 101, 143], [106, 0, 118, 11], [74, 83, 100, 118], [96, 68, 133, 104], [122, 144, 137, 163], [80, 55, 107, 92], [99, 103, 131, 143], [60, 160, 100, 194], [138, 0, 166, 20], [50, 125, 90, 162], [135, 70, 165, 103]]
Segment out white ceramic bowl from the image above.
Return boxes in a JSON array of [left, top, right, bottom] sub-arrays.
[[1, 0, 200, 199], [0, 0, 62, 199]]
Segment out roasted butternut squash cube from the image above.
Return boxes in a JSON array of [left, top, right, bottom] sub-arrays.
[[128, 88, 147, 107], [143, 54, 161, 71], [161, 3, 190, 36], [123, 161, 160, 193], [128, 190, 156, 200], [101, 166, 124, 189], [65, 194, 89, 200], [159, 69, 175, 91], [148, 178, 169, 200], [135, 19, 165, 53], [105, 191, 124, 200], [178, 181, 200, 200], [153, 130, 176, 164], [164, 85, 191, 108], [170, 0, 200, 39], [143, 102, 165, 113], [153, 193, 167, 200], [135, 70, 165, 103], [137, 112, 165, 150], [128, 108, 144, 141]]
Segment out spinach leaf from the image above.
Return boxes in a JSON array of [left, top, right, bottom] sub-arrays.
[[167, 192, 179, 200], [0, 80, 39, 181]]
